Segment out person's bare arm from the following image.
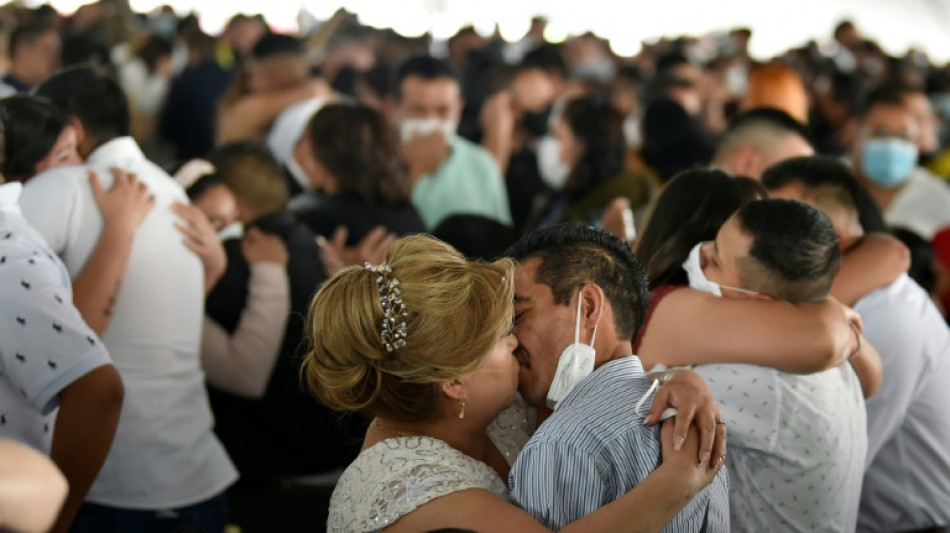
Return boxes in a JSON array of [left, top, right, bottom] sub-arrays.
[[216, 81, 328, 143], [644, 368, 727, 467], [831, 232, 910, 306], [848, 330, 884, 398], [71, 169, 155, 335], [47, 365, 124, 533], [639, 288, 861, 373], [202, 229, 290, 398], [0, 439, 68, 533]]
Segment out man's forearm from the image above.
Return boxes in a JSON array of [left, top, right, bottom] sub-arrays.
[[47, 366, 124, 533], [71, 226, 136, 335]]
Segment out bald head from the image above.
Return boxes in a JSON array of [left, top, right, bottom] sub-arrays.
[[714, 108, 814, 180]]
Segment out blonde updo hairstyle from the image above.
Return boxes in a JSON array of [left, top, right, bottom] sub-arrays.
[[303, 234, 515, 423]]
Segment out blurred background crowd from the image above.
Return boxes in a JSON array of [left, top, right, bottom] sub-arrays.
[[1, 0, 950, 531]]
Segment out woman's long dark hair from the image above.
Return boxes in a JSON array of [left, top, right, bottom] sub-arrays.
[[306, 102, 411, 206], [635, 168, 766, 288], [562, 95, 626, 198]]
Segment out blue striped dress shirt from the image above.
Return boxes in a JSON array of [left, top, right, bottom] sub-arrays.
[[509, 356, 730, 531]]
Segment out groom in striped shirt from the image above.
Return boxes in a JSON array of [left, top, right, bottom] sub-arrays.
[[506, 223, 730, 531]]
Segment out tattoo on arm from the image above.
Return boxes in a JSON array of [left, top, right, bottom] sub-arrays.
[[104, 280, 122, 317]]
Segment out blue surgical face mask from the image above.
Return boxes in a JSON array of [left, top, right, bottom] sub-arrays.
[[860, 137, 918, 189]]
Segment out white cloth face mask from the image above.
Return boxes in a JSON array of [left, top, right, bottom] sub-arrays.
[[400, 118, 456, 144], [546, 293, 600, 410], [537, 135, 571, 191], [682, 242, 762, 298]]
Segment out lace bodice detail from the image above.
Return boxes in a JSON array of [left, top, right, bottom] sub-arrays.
[[328, 399, 533, 533]]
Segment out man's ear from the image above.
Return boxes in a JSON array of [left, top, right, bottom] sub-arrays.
[[578, 283, 606, 332], [70, 117, 90, 159]]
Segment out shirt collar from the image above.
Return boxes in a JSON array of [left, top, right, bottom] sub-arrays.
[[85, 137, 146, 167], [0, 182, 23, 211]]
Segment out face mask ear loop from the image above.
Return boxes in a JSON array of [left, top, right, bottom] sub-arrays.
[[574, 292, 583, 345]]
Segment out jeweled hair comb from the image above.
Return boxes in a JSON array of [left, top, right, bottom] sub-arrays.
[[365, 262, 409, 352]]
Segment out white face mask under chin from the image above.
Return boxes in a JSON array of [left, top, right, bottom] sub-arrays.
[[547, 294, 599, 410], [682, 242, 762, 298], [537, 135, 571, 191]]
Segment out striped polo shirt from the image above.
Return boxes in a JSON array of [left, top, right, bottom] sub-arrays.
[[509, 356, 730, 531]]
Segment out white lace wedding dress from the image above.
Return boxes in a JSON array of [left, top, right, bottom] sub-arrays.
[[327, 397, 534, 532]]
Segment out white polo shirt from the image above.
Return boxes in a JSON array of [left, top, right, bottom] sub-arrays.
[[885, 168, 950, 239], [19, 137, 237, 510], [855, 274, 950, 532], [0, 182, 112, 453], [695, 362, 867, 532]]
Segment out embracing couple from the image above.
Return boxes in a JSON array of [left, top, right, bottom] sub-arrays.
[[304, 223, 730, 533]]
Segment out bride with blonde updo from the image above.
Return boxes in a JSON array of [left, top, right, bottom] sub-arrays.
[[304, 235, 720, 533]]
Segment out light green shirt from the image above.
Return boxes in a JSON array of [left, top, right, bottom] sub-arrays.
[[411, 137, 512, 229]]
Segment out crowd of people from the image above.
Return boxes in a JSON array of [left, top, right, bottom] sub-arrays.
[[0, 2, 949, 532]]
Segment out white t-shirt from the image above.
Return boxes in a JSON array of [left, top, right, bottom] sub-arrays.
[[19, 137, 238, 510], [885, 168, 950, 239], [267, 97, 325, 193], [855, 274, 950, 532], [696, 362, 867, 532], [0, 182, 112, 453]]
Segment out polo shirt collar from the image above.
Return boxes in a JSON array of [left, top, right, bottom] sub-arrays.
[[86, 136, 146, 167]]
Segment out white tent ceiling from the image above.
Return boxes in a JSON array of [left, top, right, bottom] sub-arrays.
[[30, 0, 950, 62]]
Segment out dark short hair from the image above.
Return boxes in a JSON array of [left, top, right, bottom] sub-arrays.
[[306, 102, 410, 206], [735, 198, 841, 303], [0, 95, 70, 182], [250, 32, 304, 61], [34, 66, 131, 145], [394, 55, 460, 100], [61, 33, 109, 68], [505, 223, 648, 341], [185, 173, 226, 203], [520, 44, 568, 78], [655, 53, 692, 76], [9, 23, 55, 59], [860, 82, 910, 117], [761, 155, 888, 233], [635, 168, 766, 288]]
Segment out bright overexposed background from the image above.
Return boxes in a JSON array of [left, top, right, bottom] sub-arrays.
[[25, 0, 950, 62]]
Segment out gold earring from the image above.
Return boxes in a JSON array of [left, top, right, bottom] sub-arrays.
[[458, 399, 466, 419]]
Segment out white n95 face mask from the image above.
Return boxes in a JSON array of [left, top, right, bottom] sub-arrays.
[[682, 242, 762, 298], [547, 293, 600, 410], [537, 135, 571, 191]]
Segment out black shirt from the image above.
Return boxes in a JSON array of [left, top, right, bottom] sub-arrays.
[[205, 210, 362, 480]]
